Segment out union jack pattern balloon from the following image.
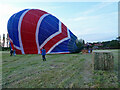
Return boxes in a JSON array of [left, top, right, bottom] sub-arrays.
[[7, 9, 78, 54]]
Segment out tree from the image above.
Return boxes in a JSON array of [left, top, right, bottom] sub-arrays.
[[6, 33, 9, 48], [116, 36, 120, 42], [76, 39, 84, 53], [2, 34, 5, 48]]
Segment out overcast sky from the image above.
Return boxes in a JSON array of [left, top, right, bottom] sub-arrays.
[[0, 0, 119, 43]]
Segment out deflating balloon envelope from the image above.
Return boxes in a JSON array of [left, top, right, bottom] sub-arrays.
[[7, 9, 79, 54]]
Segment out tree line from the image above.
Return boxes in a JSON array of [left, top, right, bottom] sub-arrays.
[[77, 36, 120, 51]]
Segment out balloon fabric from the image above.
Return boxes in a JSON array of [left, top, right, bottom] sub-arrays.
[[7, 9, 78, 54]]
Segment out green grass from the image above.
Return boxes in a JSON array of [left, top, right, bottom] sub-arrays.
[[1, 49, 119, 88]]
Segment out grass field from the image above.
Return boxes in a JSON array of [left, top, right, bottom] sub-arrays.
[[1, 49, 119, 88]]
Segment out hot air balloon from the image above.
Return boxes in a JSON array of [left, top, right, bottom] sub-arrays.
[[7, 9, 79, 54]]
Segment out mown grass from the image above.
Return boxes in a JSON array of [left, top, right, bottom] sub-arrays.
[[2, 49, 119, 88]]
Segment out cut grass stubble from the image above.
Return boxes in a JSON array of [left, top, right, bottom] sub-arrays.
[[2, 49, 119, 88]]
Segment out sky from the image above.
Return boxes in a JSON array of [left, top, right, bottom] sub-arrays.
[[0, 0, 119, 43]]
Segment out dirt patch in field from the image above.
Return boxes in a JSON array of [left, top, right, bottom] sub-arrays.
[[50, 63, 65, 68]]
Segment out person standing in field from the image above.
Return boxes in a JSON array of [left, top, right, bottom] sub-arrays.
[[41, 47, 46, 61], [10, 49, 13, 56]]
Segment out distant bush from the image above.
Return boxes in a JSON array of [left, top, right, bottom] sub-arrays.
[[2, 47, 10, 51], [0, 46, 2, 51]]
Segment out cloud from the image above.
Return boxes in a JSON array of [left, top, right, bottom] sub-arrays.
[[0, 3, 23, 32], [67, 15, 100, 22], [74, 2, 115, 17], [61, 11, 117, 42], [78, 32, 117, 42]]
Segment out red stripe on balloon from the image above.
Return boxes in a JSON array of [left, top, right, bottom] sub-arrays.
[[42, 23, 68, 53], [14, 48, 22, 54], [20, 9, 47, 54]]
